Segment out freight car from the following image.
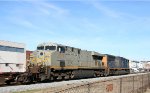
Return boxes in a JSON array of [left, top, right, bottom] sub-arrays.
[[16, 42, 130, 83], [26, 50, 33, 66], [0, 40, 26, 84]]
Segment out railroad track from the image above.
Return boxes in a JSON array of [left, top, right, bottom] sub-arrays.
[[0, 73, 140, 88], [0, 82, 22, 87], [0, 78, 75, 87]]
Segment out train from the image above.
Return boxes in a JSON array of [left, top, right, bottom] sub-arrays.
[[0, 41, 130, 84], [16, 42, 130, 83], [0, 40, 26, 84]]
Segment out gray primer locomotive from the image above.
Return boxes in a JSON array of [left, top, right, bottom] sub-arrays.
[[18, 42, 130, 83]]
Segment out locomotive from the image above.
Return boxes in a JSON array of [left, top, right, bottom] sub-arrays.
[[16, 42, 130, 83]]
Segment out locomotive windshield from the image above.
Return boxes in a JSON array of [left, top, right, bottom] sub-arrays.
[[37, 46, 44, 50], [45, 46, 56, 50]]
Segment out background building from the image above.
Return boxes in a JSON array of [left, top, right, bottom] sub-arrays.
[[129, 60, 143, 73]]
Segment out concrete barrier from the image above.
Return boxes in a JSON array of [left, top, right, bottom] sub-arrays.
[[12, 73, 150, 93]]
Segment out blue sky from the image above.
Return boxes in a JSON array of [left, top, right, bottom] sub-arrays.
[[0, 1, 150, 61]]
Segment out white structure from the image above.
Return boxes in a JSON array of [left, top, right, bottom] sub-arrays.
[[129, 60, 145, 73], [129, 60, 140, 73], [138, 61, 144, 71], [0, 40, 26, 73], [141, 61, 150, 71]]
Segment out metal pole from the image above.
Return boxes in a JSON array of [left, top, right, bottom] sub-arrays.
[[149, 73, 150, 89], [120, 78, 122, 93], [88, 83, 90, 93], [133, 76, 134, 93], [142, 75, 143, 93]]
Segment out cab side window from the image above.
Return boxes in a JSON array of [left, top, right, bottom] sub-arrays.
[[77, 49, 80, 54], [57, 46, 65, 53]]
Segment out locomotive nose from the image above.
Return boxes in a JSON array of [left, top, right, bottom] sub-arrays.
[[32, 51, 45, 65], [37, 51, 51, 64]]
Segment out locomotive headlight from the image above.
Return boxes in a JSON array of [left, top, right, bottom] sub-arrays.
[[40, 52, 43, 56], [38, 52, 44, 59], [38, 52, 44, 58]]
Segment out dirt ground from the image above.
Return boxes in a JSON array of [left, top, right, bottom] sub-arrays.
[[145, 89, 150, 93]]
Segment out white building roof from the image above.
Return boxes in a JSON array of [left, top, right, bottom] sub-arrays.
[[0, 40, 25, 48]]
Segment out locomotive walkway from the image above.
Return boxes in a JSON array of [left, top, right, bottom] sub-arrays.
[[0, 73, 150, 93]]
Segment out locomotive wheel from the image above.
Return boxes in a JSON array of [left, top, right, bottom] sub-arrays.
[[104, 72, 108, 77], [94, 73, 97, 78], [69, 72, 74, 79], [16, 75, 23, 84], [62, 76, 65, 80], [50, 76, 54, 81], [53, 76, 58, 81], [23, 76, 34, 84], [16, 74, 33, 84], [5, 80, 11, 85], [57, 75, 62, 80], [64, 74, 70, 80]]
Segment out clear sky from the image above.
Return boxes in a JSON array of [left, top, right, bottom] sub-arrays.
[[0, 1, 150, 61]]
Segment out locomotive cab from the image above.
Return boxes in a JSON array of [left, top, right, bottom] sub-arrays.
[[24, 43, 62, 82], [30, 42, 66, 69]]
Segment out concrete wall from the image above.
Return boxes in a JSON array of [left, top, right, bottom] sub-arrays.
[[14, 73, 150, 93]]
